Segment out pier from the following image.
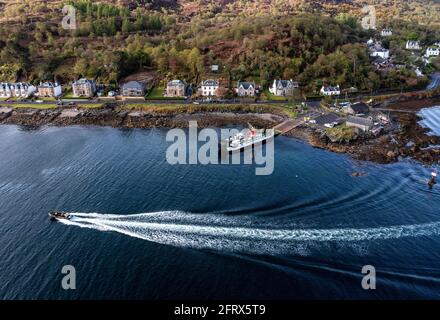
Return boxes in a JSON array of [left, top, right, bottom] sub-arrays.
[[273, 118, 305, 134]]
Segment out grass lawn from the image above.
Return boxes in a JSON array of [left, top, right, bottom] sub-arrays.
[[11, 104, 56, 109], [61, 88, 94, 100], [146, 86, 186, 100], [61, 88, 80, 99], [146, 86, 165, 98], [261, 89, 289, 101]]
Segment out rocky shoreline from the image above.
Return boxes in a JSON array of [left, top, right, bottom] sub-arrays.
[[0, 106, 284, 130], [1, 104, 439, 166], [286, 112, 440, 165]]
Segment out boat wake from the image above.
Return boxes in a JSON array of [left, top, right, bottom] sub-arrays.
[[59, 211, 440, 254]]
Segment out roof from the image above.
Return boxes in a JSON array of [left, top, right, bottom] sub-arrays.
[[322, 85, 340, 92], [347, 116, 373, 127], [275, 80, 292, 88], [73, 78, 95, 85], [350, 102, 369, 114], [167, 79, 185, 86], [202, 79, 219, 86], [314, 113, 342, 126], [122, 81, 145, 89], [237, 81, 255, 90], [38, 82, 59, 88]]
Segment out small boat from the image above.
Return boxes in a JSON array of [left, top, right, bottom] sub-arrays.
[[428, 171, 437, 189], [48, 211, 71, 220]]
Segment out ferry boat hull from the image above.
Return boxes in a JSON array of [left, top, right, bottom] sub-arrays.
[[220, 129, 275, 153]]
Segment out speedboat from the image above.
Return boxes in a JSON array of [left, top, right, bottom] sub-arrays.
[[429, 171, 437, 189], [48, 211, 71, 220]]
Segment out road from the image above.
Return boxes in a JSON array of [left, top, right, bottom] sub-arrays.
[[0, 75, 437, 108], [427, 72, 440, 91]]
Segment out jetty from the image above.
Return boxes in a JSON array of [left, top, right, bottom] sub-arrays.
[[273, 118, 305, 135]]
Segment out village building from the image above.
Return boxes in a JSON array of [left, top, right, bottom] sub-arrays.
[[367, 39, 390, 59], [0, 83, 11, 98], [0, 82, 36, 98], [343, 102, 370, 116], [406, 40, 421, 50], [320, 85, 340, 96], [269, 79, 298, 96], [72, 78, 96, 97], [370, 48, 390, 59], [313, 113, 343, 128], [121, 81, 146, 97], [37, 82, 62, 98], [425, 47, 440, 57], [166, 80, 187, 97], [346, 116, 373, 132], [381, 29, 393, 37], [236, 81, 256, 97], [200, 79, 219, 97]]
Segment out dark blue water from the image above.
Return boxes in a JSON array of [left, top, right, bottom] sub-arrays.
[[0, 124, 439, 299]]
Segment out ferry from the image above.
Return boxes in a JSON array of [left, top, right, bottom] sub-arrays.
[[48, 211, 71, 220], [221, 124, 275, 152]]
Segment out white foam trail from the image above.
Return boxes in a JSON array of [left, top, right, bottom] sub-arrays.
[[59, 211, 440, 254]]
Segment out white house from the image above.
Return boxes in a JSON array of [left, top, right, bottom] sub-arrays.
[[406, 40, 421, 50], [236, 81, 256, 97], [269, 79, 298, 96], [0, 82, 36, 98], [425, 47, 440, 57], [381, 29, 392, 37], [0, 83, 12, 98], [370, 49, 390, 59], [320, 85, 340, 96], [200, 79, 219, 97]]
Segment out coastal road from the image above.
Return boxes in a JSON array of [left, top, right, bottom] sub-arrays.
[[427, 72, 440, 91]]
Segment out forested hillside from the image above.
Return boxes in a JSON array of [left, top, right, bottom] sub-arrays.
[[0, 0, 439, 93]]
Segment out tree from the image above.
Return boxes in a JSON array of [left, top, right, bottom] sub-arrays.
[[122, 18, 131, 34], [215, 86, 228, 98]]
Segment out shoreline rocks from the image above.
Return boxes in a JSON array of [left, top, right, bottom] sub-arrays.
[[1, 106, 439, 166]]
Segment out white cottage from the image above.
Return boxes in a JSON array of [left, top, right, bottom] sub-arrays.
[[320, 85, 340, 96], [0, 82, 36, 98], [381, 29, 392, 37], [425, 47, 440, 57], [406, 40, 421, 50], [269, 79, 298, 96], [370, 49, 390, 59], [200, 79, 219, 97]]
